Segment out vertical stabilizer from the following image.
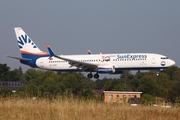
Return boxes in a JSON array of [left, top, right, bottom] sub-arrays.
[[14, 27, 43, 54], [14, 27, 49, 57]]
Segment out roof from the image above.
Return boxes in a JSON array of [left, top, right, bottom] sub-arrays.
[[103, 91, 142, 94]]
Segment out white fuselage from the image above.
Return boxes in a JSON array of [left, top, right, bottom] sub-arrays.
[[35, 53, 175, 73]]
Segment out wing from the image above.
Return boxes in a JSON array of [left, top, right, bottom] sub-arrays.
[[56, 55, 98, 71], [46, 44, 98, 71]]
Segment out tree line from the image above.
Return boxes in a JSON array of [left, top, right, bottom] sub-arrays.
[[0, 63, 180, 103]]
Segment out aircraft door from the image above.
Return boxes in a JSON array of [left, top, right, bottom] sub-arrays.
[[152, 56, 156, 64], [40, 59, 44, 68]]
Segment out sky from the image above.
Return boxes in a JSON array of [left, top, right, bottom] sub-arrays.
[[0, 1, 180, 78]]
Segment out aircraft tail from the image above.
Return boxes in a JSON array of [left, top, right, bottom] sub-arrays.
[[14, 27, 49, 58]]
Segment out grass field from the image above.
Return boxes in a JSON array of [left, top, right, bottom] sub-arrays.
[[0, 97, 179, 120]]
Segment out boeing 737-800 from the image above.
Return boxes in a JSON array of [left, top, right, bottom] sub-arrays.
[[6, 27, 175, 79]]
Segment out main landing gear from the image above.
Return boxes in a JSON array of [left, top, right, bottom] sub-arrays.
[[87, 73, 99, 79]]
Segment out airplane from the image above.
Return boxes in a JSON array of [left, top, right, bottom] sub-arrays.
[[6, 27, 175, 79]]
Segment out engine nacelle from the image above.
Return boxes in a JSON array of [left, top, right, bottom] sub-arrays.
[[97, 65, 115, 74]]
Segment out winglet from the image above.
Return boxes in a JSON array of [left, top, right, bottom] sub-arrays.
[[46, 44, 55, 58], [87, 49, 92, 55]]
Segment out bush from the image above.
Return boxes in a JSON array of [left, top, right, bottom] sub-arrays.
[[0, 88, 13, 97]]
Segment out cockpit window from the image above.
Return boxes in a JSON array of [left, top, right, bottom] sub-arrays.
[[161, 57, 168, 59]]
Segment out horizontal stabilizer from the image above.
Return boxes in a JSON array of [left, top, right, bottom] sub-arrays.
[[6, 55, 32, 61]]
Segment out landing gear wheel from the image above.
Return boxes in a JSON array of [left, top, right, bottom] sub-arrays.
[[87, 73, 93, 78], [156, 73, 160, 76], [94, 74, 99, 79]]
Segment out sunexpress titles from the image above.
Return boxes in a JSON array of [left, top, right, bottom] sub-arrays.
[[117, 54, 147, 59]]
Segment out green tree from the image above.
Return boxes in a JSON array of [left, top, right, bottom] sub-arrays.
[[24, 84, 39, 97], [39, 72, 62, 96], [113, 83, 131, 91], [118, 70, 133, 90], [23, 69, 47, 86], [8, 68, 23, 81], [104, 80, 112, 91], [171, 69, 180, 82], [129, 72, 146, 91], [164, 66, 179, 80], [0, 64, 10, 81], [59, 72, 95, 97], [140, 94, 154, 105], [157, 72, 173, 99], [137, 74, 160, 96], [169, 81, 180, 102]]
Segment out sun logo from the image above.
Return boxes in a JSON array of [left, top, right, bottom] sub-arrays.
[[18, 34, 37, 49], [101, 56, 110, 62], [161, 61, 166, 66]]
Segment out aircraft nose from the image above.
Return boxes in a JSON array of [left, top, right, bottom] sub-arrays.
[[170, 59, 175, 66]]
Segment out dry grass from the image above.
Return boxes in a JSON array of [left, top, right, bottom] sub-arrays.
[[0, 97, 179, 120]]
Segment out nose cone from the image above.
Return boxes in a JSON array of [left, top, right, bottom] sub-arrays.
[[170, 59, 175, 66]]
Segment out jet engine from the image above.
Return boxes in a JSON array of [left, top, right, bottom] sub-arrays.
[[97, 65, 115, 74]]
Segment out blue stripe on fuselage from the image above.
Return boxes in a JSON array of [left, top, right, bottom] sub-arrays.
[[114, 67, 167, 71], [20, 53, 49, 68], [49, 67, 167, 73]]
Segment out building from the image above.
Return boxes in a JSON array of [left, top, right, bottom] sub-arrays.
[[0, 81, 24, 92], [103, 91, 142, 104]]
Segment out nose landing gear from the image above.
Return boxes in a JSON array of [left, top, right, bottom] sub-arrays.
[[156, 72, 160, 76]]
